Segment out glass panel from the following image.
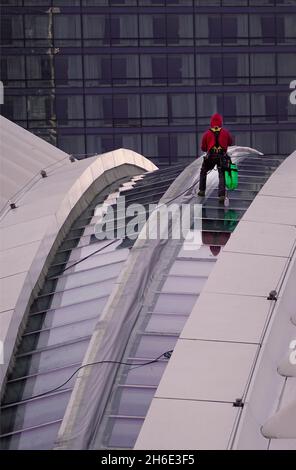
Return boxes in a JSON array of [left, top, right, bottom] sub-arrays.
[[19, 316, 98, 353], [170, 259, 215, 277], [1, 96, 27, 121], [153, 293, 198, 314], [11, 339, 89, 379], [53, 15, 81, 46], [1, 391, 70, 434], [145, 314, 188, 334], [169, 94, 195, 124], [54, 55, 83, 85], [66, 246, 128, 271], [105, 417, 143, 448], [58, 135, 86, 156], [111, 387, 156, 416], [124, 361, 166, 386], [1, 421, 61, 450], [131, 334, 177, 358], [3, 364, 79, 405], [56, 95, 84, 125], [196, 14, 248, 45], [55, 263, 122, 290], [25, 15, 50, 43], [0, 56, 25, 85], [162, 276, 206, 294], [1, 15, 23, 45], [26, 297, 107, 331], [141, 94, 167, 126], [50, 280, 114, 308], [250, 54, 276, 84], [27, 96, 53, 121]]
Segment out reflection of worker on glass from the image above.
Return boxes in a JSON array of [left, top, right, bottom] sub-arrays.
[[201, 208, 239, 256], [198, 113, 233, 203]]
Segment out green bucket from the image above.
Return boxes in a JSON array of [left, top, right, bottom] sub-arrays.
[[225, 163, 238, 191]]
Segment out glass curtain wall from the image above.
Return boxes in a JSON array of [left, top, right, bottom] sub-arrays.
[[0, 1, 295, 161]]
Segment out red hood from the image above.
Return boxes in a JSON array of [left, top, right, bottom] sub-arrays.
[[210, 113, 223, 128]]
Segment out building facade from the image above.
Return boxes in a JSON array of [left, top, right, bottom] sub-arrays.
[[1, 0, 296, 165]]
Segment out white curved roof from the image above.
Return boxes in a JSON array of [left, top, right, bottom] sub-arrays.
[[0, 118, 157, 396], [0, 116, 68, 212], [135, 149, 296, 450]]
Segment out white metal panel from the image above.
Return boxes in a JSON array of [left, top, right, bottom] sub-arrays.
[[260, 174, 296, 199], [223, 221, 296, 258], [204, 251, 287, 297], [243, 195, 296, 226], [155, 339, 258, 402], [181, 292, 271, 343], [135, 399, 239, 450]]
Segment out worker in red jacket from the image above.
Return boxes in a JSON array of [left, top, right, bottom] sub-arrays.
[[198, 113, 233, 202]]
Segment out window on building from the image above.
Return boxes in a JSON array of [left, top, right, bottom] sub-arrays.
[[279, 131, 296, 155], [0, 56, 25, 84], [198, 14, 247, 45], [153, 16, 166, 44], [84, 55, 111, 85], [208, 16, 221, 44], [197, 93, 223, 124], [104, 15, 138, 45], [112, 55, 139, 86], [55, 96, 84, 125], [171, 133, 196, 162], [113, 95, 140, 126], [261, 16, 276, 44], [278, 53, 296, 84], [210, 56, 223, 83], [1, 15, 23, 45], [113, 134, 141, 153], [252, 132, 277, 155], [27, 96, 53, 121], [85, 95, 112, 126], [54, 15, 81, 46], [25, 15, 50, 45], [250, 53, 276, 84], [58, 135, 86, 156], [168, 56, 182, 83], [169, 94, 195, 125], [112, 58, 127, 84], [54, 55, 83, 86], [83, 15, 109, 45], [151, 56, 167, 84], [251, 93, 277, 123], [1, 96, 26, 121], [250, 14, 285, 45], [143, 134, 170, 164], [222, 16, 238, 44], [277, 15, 296, 44], [169, 54, 194, 85], [141, 94, 168, 126], [223, 56, 238, 83]]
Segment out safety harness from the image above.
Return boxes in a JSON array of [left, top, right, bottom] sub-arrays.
[[207, 126, 238, 190], [209, 126, 224, 154]]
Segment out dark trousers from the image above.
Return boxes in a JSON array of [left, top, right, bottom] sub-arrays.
[[199, 155, 226, 197]]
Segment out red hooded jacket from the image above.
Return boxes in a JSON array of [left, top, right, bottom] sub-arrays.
[[201, 114, 233, 154]]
